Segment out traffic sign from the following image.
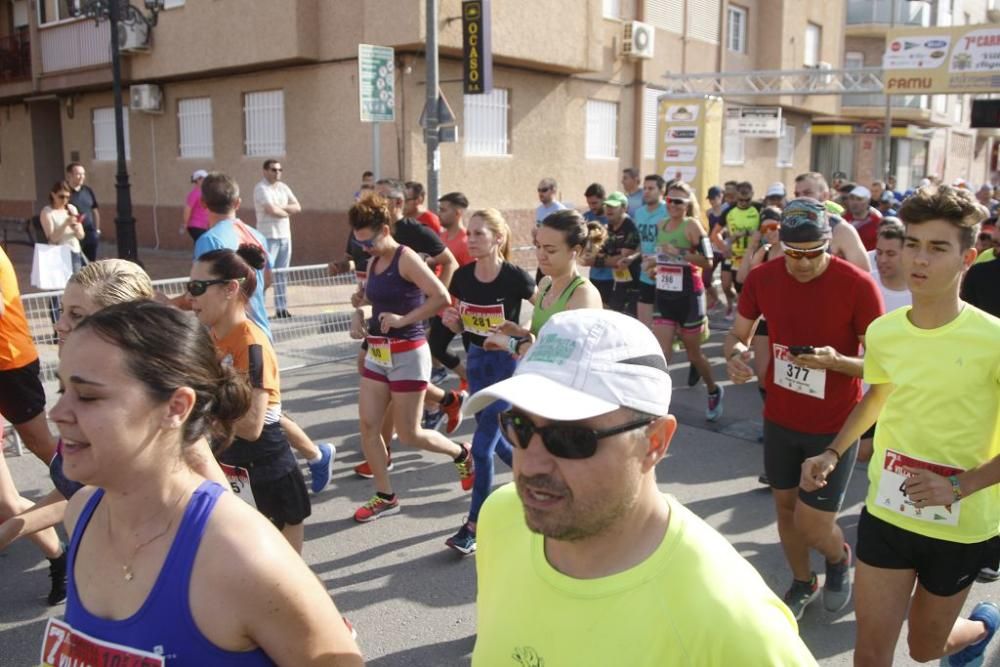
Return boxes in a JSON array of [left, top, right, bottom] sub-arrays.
[[419, 90, 457, 129], [359, 44, 395, 123]]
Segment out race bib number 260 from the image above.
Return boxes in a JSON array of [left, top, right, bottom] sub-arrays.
[[41, 617, 165, 667]]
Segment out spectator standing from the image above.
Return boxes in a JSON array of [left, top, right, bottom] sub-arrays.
[[66, 163, 100, 263], [253, 159, 301, 319], [180, 169, 210, 242], [535, 177, 566, 223]]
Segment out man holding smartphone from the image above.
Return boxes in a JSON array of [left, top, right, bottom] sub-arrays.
[[723, 198, 884, 620]]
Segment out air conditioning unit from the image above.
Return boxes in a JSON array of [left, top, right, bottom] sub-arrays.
[[130, 84, 162, 113], [815, 61, 833, 85], [623, 21, 654, 60], [119, 20, 150, 53]]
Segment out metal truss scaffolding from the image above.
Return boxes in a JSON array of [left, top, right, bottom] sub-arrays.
[[659, 66, 886, 99]]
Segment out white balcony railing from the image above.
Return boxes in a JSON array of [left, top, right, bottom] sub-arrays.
[[39, 19, 110, 73]]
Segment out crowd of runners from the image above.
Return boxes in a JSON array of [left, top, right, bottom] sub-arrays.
[[0, 163, 999, 665]]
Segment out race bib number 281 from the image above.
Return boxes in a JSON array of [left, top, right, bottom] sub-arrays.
[[41, 617, 165, 667]]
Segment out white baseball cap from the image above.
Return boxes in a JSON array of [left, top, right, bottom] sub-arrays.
[[463, 310, 672, 421], [191, 169, 209, 182], [849, 185, 872, 200], [765, 182, 786, 198]]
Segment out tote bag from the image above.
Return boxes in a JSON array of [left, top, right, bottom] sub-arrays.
[[30, 243, 74, 290]]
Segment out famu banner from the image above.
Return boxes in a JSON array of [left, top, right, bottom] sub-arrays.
[[883, 23, 1000, 94]]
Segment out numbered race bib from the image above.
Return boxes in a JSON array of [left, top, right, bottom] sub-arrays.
[[655, 255, 684, 292], [366, 337, 392, 368], [875, 449, 962, 526], [41, 617, 165, 667], [772, 344, 826, 399], [219, 463, 256, 508], [613, 267, 632, 283], [459, 302, 505, 337]]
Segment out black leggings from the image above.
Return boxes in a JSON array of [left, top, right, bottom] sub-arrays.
[[428, 315, 461, 369]]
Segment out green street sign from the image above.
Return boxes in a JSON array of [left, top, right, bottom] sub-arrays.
[[359, 44, 395, 123]]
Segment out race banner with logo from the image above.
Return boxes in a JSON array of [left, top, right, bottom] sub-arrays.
[[883, 23, 1000, 94], [655, 95, 722, 202]]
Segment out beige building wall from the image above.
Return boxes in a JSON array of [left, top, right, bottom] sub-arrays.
[[0, 104, 36, 215]]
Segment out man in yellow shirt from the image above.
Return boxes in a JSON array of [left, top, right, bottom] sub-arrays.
[[463, 309, 817, 666], [802, 186, 1000, 667]]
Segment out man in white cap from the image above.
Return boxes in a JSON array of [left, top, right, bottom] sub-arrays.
[[844, 184, 882, 252], [466, 309, 818, 666], [765, 182, 787, 209]]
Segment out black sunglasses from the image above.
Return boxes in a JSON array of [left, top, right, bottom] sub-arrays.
[[537, 187, 551, 193], [186, 277, 242, 296], [499, 410, 655, 460], [269, 167, 283, 172], [667, 197, 689, 205]]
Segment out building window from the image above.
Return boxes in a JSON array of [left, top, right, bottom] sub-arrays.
[[688, 0, 721, 43], [844, 51, 864, 69], [93, 107, 130, 162], [178, 97, 213, 159], [164, 0, 185, 7], [933, 94, 948, 114], [602, 0, 620, 18], [243, 90, 285, 157], [37, 0, 76, 25], [727, 6, 747, 54], [953, 94, 964, 123], [642, 87, 662, 160], [777, 122, 795, 168], [586, 100, 618, 159], [646, 0, 683, 34], [464, 88, 510, 156], [804, 23, 821, 67]]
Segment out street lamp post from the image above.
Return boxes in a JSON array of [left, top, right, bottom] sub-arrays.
[[73, 0, 163, 263]]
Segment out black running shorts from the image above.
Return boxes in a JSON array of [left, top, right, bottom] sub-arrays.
[[857, 506, 1000, 597], [763, 418, 858, 513], [0, 359, 47, 425]]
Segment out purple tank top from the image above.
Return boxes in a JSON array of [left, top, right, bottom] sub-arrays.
[[64, 481, 275, 666], [365, 245, 425, 340]]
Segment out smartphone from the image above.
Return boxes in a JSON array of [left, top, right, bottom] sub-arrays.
[[788, 345, 815, 356]]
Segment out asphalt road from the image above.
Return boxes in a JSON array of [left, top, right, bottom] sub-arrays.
[[2, 325, 999, 666]]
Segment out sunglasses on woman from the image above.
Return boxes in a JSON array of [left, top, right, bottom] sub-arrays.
[[780, 241, 829, 260], [761, 222, 780, 234], [185, 277, 243, 296], [666, 197, 689, 206], [353, 233, 377, 249], [499, 410, 655, 460]]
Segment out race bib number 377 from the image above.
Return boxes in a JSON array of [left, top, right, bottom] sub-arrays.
[[41, 617, 165, 667], [773, 344, 826, 399]]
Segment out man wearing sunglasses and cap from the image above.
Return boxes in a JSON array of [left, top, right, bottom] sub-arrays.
[[465, 309, 817, 666], [723, 198, 884, 621]]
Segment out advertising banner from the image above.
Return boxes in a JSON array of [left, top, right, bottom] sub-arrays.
[[883, 23, 1000, 94], [656, 96, 722, 202]]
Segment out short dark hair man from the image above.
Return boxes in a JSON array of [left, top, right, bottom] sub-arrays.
[[804, 186, 1000, 666], [466, 309, 817, 666], [66, 162, 100, 262], [621, 168, 642, 217], [404, 180, 442, 233]]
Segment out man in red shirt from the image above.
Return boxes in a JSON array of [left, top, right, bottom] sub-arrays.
[[724, 198, 885, 621], [404, 181, 443, 233], [844, 185, 883, 252]]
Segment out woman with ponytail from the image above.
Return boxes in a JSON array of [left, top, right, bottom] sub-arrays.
[[484, 208, 605, 357], [440, 209, 535, 555], [51, 300, 361, 665], [189, 244, 311, 552]]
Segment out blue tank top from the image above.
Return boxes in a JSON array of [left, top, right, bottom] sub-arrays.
[[365, 245, 425, 340], [65, 481, 275, 666]]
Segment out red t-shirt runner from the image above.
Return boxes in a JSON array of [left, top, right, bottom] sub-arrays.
[[738, 255, 884, 434]]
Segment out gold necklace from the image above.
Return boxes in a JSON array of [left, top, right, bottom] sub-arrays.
[[105, 489, 188, 582]]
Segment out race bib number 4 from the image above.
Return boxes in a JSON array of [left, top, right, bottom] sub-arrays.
[[459, 302, 504, 337], [366, 337, 392, 368], [655, 264, 683, 292], [220, 463, 256, 508], [773, 344, 826, 399], [875, 449, 963, 525], [41, 617, 165, 667]]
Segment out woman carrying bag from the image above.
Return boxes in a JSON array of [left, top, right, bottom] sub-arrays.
[[40, 181, 85, 274]]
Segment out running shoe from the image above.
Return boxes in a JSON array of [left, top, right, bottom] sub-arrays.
[[941, 601, 1000, 667], [823, 542, 852, 612], [342, 616, 358, 641], [430, 366, 449, 385], [978, 567, 1000, 583], [353, 494, 400, 523], [422, 408, 445, 431], [445, 522, 477, 556], [705, 385, 725, 422], [455, 442, 475, 491], [47, 547, 67, 606], [442, 390, 467, 434], [308, 442, 335, 494], [353, 448, 393, 479], [758, 473, 771, 486], [687, 363, 701, 388], [783, 574, 819, 621]]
